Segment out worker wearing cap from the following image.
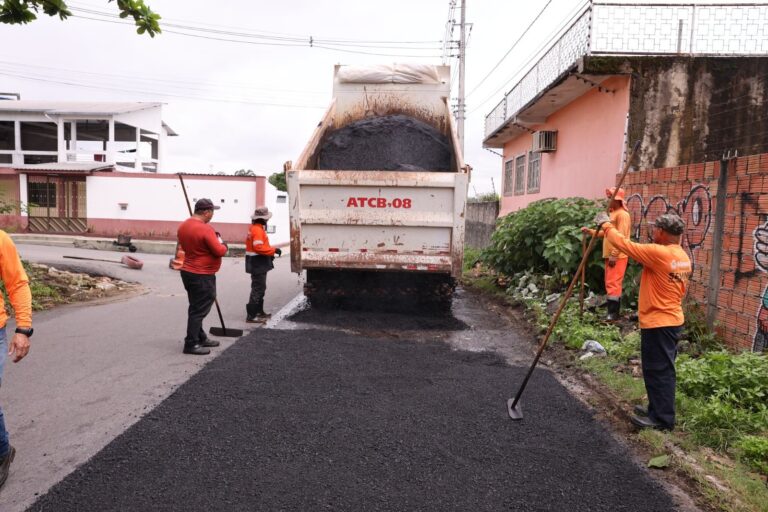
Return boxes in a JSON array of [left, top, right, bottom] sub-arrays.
[[0, 229, 33, 490], [582, 187, 632, 321], [245, 206, 281, 323], [594, 212, 690, 430], [177, 198, 228, 355]]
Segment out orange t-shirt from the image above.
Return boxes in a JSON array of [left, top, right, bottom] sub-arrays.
[[594, 207, 631, 259], [245, 224, 275, 257], [0, 230, 32, 329], [605, 225, 691, 329], [177, 217, 228, 275]]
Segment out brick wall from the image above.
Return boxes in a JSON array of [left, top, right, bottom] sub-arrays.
[[621, 153, 768, 352]]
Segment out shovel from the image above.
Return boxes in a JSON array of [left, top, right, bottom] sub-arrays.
[[64, 255, 144, 269], [178, 173, 243, 338]]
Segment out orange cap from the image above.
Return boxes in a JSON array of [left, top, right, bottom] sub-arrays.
[[605, 187, 626, 205]]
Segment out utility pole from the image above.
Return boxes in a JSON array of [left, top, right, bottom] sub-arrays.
[[457, 0, 466, 155]]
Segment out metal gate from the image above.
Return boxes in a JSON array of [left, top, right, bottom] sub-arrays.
[[26, 175, 87, 233]]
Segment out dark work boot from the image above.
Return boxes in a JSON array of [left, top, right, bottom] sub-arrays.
[[246, 303, 260, 323], [605, 299, 620, 322], [200, 337, 220, 348], [183, 342, 210, 355], [249, 300, 269, 323], [0, 445, 15, 490]]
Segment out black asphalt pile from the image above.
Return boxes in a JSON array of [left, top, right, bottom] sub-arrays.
[[288, 307, 468, 331], [29, 330, 674, 512], [317, 114, 452, 171]]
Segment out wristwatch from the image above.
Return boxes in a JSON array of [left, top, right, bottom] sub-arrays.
[[15, 327, 33, 338]]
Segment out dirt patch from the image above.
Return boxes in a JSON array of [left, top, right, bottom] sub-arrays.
[[317, 114, 452, 171], [21, 262, 141, 311]]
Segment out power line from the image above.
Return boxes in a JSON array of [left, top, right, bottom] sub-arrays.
[[0, 70, 326, 109], [466, 0, 554, 99]]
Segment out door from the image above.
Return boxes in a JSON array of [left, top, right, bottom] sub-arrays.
[[27, 175, 87, 233]]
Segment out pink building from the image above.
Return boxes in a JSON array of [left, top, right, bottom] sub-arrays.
[[484, 2, 768, 217]]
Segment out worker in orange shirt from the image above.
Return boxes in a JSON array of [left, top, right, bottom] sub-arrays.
[[582, 187, 632, 321], [245, 207, 281, 323], [595, 212, 690, 431], [0, 230, 33, 489], [177, 198, 229, 355]]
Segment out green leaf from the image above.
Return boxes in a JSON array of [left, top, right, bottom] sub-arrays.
[[648, 455, 670, 469]]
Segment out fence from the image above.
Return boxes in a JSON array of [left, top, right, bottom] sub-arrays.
[[621, 152, 768, 352], [485, 1, 768, 138], [465, 201, 499, 249]]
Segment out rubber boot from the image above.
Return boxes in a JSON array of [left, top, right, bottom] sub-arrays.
[[605, 299, 620, 322], [246, 303, 258, 323], [254, 299, 270, 323]]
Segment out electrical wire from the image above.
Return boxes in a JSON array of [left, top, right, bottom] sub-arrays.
[[465, 0, 554, 99], [0, 70, 326, 109]]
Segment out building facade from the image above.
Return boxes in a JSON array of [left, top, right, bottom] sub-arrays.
[[484, 2, 768, 216]]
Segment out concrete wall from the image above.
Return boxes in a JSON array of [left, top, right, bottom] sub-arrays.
[[465, 201, 499, 249], [583, 56, 768, 171], [621, 153, 768, 352], [499, 76, 630, 216]]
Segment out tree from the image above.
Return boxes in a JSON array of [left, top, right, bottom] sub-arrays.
[[234, 169, 256, 176], [0, 0, 161, 37], [268, 172, 287, 192]]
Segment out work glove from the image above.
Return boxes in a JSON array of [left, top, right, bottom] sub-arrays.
[[275, 247, 282, 257], [594, 212, 611, 229]]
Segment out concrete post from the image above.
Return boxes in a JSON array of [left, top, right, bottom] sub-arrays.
[[707, 159, 729, 327]]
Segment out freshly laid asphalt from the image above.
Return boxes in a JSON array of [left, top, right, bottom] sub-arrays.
[[28, 328, 675, 512]]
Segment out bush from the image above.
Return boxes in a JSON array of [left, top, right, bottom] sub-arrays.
[[677, 351, 768, 413], [551, 302, 622, 350], [736, 435, 768, 475], [482, 197, 605, 291]]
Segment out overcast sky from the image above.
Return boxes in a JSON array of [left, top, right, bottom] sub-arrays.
[[0, 0, 729, 194]]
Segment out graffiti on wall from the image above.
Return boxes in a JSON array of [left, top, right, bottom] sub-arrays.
[[752, 222, 768, 352], [624, 184, 712, 271]]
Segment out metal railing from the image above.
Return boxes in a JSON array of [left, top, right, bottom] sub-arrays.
[[484, 1, 768, 138]]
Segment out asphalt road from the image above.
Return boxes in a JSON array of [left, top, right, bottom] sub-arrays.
[[1, 244, 302, 512], [28, 327, 676, 512]]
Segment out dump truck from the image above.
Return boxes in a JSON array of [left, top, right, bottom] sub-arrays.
[[285, 64, 469, 310]]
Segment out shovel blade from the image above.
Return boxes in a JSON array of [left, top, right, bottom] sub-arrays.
[[209, 327, 243, 337], [507, 398, 523, 421]]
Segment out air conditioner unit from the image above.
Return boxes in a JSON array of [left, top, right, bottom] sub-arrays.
[[532, 130, 557, 153]]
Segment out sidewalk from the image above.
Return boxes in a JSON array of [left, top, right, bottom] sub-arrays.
[[9, 233, 249, 255]]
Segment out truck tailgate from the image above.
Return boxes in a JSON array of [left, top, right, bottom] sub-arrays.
[[288, 170, 468, 277]]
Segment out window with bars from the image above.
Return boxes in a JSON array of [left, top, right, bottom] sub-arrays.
[[527, 151, 541, 193], [503, 159, 514, 196], [514, 154, 526, 195], [29, 182, 57, 208]]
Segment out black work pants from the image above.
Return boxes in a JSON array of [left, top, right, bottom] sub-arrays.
[[248, 272, 268, 306], [180, 271, 216, 345], [641, 325, 682, 429]]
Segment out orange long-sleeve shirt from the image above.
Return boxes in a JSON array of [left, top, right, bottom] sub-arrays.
[[0, 230, 32, 329], [586, 208, 631, 259], [604, 225, 691, 329], [245, 224, 275, 257], [178, 217, 228, 275]]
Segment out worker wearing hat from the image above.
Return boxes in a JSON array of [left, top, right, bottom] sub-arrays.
[[245, 206, 281, 323], [177, 198, 228, 355], [594, 212, 690, 430], [582, 187, 632, 321]]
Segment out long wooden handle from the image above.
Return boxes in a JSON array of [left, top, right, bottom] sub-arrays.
[[510, 141, 641, 409]]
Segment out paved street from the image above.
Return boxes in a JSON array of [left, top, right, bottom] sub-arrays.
[[1, 244, 302, 512]]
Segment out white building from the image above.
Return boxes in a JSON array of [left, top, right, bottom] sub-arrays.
[[0, 101, 288, 245]]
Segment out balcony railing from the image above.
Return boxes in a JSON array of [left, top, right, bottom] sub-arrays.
[[484, 1, 768, 139]]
